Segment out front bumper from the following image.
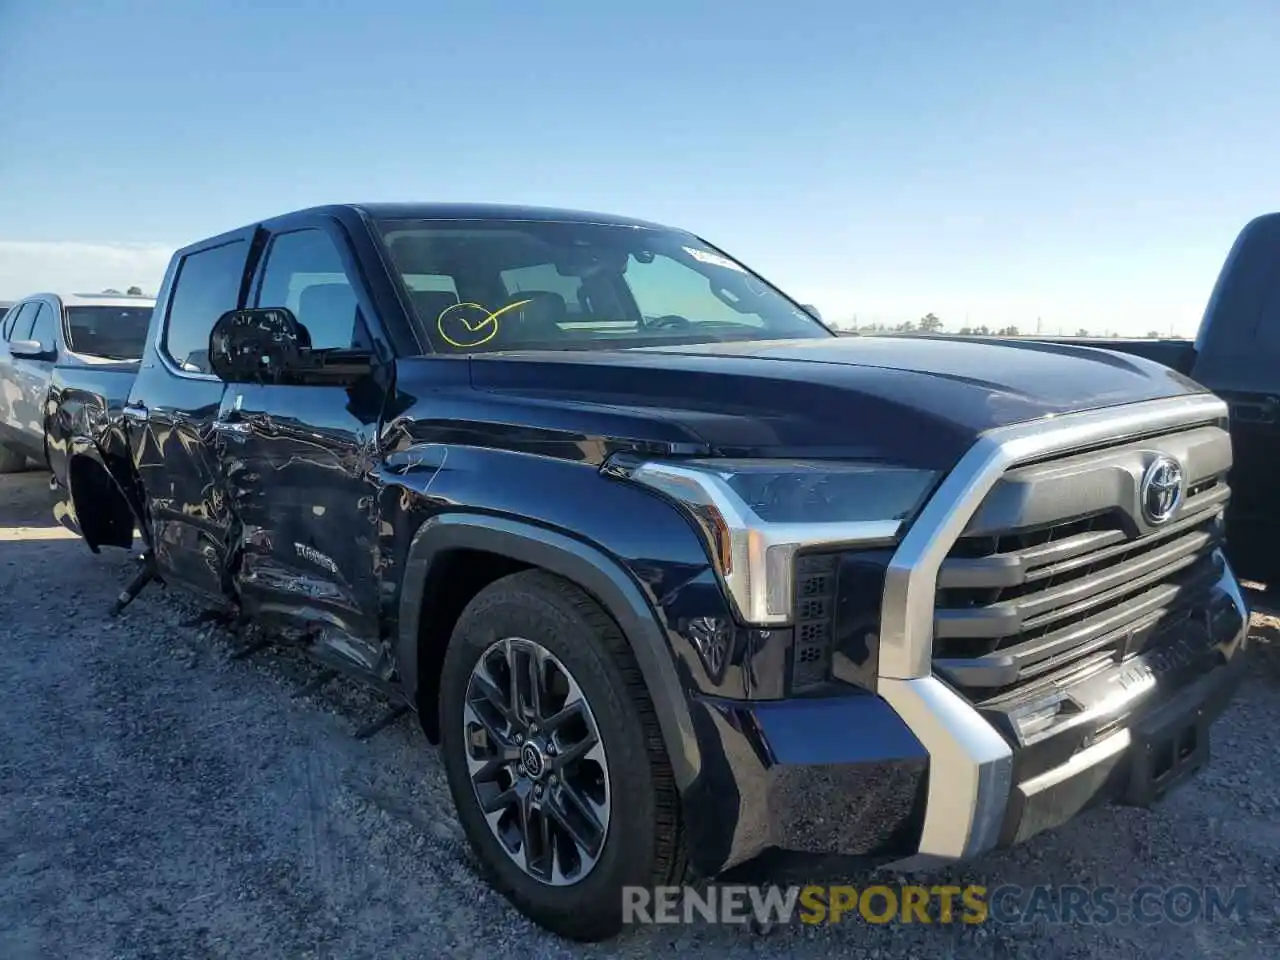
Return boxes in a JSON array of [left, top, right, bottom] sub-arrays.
[[679, 690, 931, 876], [683, 570, 1247, 878], [999, 626, 1247, 848]]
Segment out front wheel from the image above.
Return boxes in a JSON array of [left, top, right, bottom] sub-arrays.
[[438, 570, 687, 941]]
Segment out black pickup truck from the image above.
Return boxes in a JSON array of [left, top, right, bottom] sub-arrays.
[[48, 203, 1250, 940], [1021, 212, 1280, 589]]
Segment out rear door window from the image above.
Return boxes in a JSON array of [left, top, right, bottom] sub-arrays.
[[163, 240, 249, 374]]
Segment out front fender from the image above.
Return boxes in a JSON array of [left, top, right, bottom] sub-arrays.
[[395, 511, 703, 790]]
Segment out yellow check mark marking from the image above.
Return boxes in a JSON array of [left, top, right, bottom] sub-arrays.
[[483, 299, 532, 324], [436, 299, 532, 348]]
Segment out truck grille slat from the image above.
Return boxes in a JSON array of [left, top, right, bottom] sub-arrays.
[[936, 517, 1223, 640], [1024, 500, 1224, 585], [937, 488, 1227, 591], [938, 528, 1127, 589], [934, 554, 1224, 690]]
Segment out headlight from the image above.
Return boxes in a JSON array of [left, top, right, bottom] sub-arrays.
[[613, 458, 938, 625]]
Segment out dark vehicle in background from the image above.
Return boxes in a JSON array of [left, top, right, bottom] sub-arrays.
[[0, 292, 154, 472], [1024, 213, 1280, 587], [46, 203, 1249, 940]]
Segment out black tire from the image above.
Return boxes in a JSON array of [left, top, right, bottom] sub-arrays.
[[0, 443, 27, 473], [438, 569, 688, 941]]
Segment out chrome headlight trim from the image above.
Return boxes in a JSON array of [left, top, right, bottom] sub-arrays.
[[615, 459, 921, 626]]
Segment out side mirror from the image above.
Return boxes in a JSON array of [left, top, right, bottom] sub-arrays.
[[10, 339, 54, 361], [208, 307, 375, 385], [208, 308, 306, 384], [801, 304, 823, 322]]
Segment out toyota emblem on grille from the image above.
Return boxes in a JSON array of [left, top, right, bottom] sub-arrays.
[[1140, 455, 1184, 525]]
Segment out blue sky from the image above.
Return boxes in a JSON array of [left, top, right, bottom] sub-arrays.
[[1, 0, 1277, 334]]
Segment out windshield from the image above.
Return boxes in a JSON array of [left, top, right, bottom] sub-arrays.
[[64, 305, 153, 360], [375, 218, 831, 352]]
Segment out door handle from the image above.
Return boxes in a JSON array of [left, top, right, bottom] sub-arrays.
[[212, 417, 252, 435], [212, 402, 249, 435], [122, 403, 149, 422]]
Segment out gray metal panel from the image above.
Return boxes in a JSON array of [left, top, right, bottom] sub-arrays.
[[961, 424, 1231, 539]]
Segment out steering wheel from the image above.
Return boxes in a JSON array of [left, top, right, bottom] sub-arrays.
[[648, 314, 691, 330]]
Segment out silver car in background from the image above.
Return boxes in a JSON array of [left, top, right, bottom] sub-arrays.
[[0, 292, 155, 471]]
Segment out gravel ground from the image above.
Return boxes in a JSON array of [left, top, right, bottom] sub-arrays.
[[1, 470, 1277, 960]]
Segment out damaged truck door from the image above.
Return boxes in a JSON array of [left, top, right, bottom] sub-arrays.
[[129, 219, 388, 677], [216, 223, 386, 673]]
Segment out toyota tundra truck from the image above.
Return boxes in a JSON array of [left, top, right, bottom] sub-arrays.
[[47, 203, 1250, 941]]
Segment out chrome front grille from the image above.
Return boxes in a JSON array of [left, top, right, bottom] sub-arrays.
[[931, 424, 1232, 698]]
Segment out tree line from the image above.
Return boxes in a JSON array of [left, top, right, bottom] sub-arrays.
[[844, 313, 1165, 339]]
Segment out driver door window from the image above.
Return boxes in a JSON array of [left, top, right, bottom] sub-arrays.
[[256, 229, 371, 351]]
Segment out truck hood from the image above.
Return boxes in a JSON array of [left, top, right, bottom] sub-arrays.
[[399, 335, 1208, 470]]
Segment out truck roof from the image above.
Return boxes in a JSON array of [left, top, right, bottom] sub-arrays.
[[176, 202, 690, 261], [186, 202, 679, 249], [344, 202, 675, 231]]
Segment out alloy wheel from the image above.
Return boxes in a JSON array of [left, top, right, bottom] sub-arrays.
[[462, 636, 611, 885]]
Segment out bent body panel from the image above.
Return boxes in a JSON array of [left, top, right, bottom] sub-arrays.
[[47, 364, 148, 547]]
